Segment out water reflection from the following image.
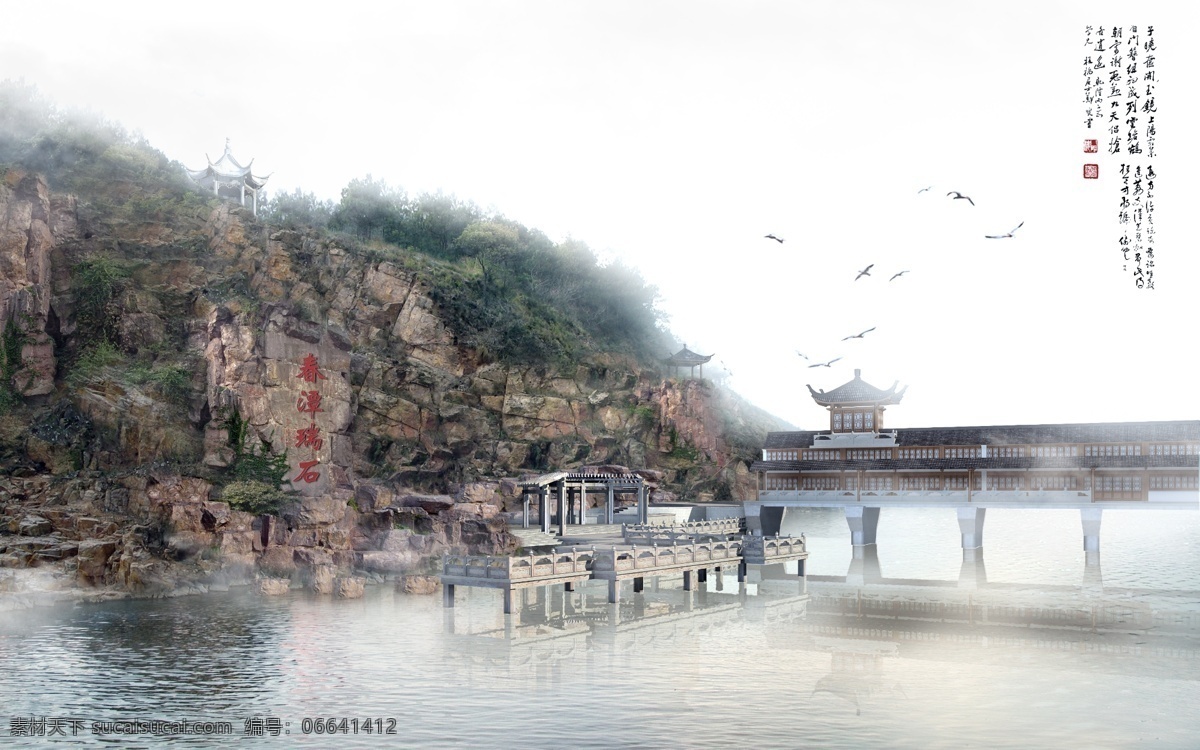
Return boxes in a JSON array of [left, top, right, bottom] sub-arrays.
[[445, 566, 812, 685]]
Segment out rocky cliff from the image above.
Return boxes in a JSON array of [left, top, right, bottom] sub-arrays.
[[0, 169, 787, 605]]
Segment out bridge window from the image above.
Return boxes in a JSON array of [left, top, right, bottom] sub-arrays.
[[765, 475, 798, 490], [801, 476, 840, 490], [944, 475, 970, 490], [1085, 444, 1142, 457], [1031, 445, 1078, 457], [899, 447, 938, 459], [1030, 475, 1080, 490], [1150, 475, 1199, 490], [986, 475, 1022, 490], [1150, 444, 1200, 456], [945, 447, 981, 459], [899, 475, 942, 490], [990, 446, 1026, 458]]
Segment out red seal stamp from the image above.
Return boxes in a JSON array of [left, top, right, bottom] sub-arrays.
[[1084, 139, 1098, 153], [1083, 164, 1099, 179]]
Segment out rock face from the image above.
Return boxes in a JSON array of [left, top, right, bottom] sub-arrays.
[[258, 578, 290, 596], [0, 172, 789, 604], [0, 171, 69, 398]]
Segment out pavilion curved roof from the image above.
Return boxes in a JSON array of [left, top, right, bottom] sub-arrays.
[[186, 140, 270, 188], [665, 345, 713, 367], [807, 369, 906, 407]]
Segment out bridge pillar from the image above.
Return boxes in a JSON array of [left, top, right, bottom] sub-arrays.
[[503, 588, 515, 615], [608, 579, 620, 603], [606, 483, 615, 525], [737, 560, 747, 582], [683, 570, 694, 591], [638, 485, 648, 524], [1081, 508, 1103, 551], [539, 489, 550, 534], [443, 582, 455, 608], [957, 507, 986, 549], [845, 506, 880, 546], [633, 577, 644, 593]]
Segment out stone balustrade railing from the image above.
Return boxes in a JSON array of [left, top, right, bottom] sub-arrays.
[[592, 541, 741, 573], [622, 518, 743, 540], [443, 548, 595, 581], [742, 534, 806, 559]]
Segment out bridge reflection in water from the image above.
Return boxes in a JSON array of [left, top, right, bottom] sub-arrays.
[[443, 556, 1200, 707]]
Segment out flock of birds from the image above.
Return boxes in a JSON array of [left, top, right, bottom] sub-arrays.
[[772, 186, 1024, 375]]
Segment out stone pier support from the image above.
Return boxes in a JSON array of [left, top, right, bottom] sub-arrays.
[[682, 570, 694, 591], [443, 582, 456, 608], [737, 560, 747, 582], [845, 506, 880, 546], [633, 577, 644, 593], [957, 507, 986, 549], [502, 588, 514, 615], [1081, 508, 1103, 551], [608, 579, 620, 603]]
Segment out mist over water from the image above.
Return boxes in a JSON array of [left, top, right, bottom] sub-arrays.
[[2, 506, 1198, 748]]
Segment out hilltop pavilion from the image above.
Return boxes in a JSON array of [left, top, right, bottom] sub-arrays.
[[664, 345, 713, 379], [186, 139, 269, 216]]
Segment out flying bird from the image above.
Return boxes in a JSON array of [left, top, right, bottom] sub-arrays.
[[841, 327, 876, 341], [764, 234, 784, 243], [985, 221, 1024, 239], [889, 270, 910, 281], [918, 186, 932, 194], [854, 264, 874, 281], [808, 357, 843, 368], [947, 191, 975, 206], [796, 352, 810, 360]]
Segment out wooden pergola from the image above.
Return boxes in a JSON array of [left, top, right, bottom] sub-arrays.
[[518, 471, 647, 534]]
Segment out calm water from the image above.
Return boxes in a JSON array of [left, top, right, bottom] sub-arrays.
[[1, 507, 1198, 748]]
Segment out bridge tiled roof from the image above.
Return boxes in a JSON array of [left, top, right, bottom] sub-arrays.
[[763, 420, 1200, 450], [750, 454, 1200, 473]]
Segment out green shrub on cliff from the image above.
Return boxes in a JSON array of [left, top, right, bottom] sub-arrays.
[[221, 480, 290, 516], [72, 255, 128, 345]]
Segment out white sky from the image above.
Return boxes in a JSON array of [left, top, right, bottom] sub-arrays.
[[4, 1, 1198, 430]]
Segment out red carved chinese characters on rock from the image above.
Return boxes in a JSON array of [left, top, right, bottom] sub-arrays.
[[293, 353, 327, 484], [297, 353, 327, 383], [294, 423, 323, 450], [293, 459, 321, 483]]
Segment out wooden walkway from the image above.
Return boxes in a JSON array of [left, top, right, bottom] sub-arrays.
[[442, 533, 807, 612]]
